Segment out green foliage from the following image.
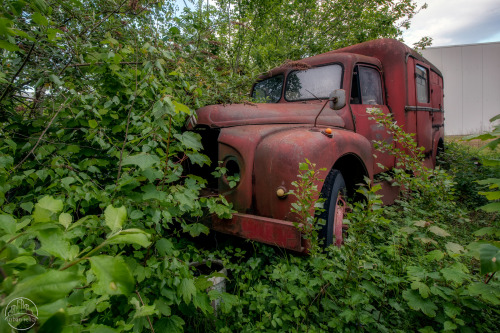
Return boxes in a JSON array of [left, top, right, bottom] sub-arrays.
[[198, 0, 426, 71], [463, 115, 500, 276], [288, 159, 326, 253], [192, 134, 498, 332], [0, 0, 239, 331]]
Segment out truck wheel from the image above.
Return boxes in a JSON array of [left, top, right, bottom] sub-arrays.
[[319, 169, 347, 247]]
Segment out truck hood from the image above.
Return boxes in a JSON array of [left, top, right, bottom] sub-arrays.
[[193, 103, 345, 128]]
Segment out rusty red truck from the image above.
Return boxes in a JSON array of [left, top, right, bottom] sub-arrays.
[[186, 38, 444, 252]]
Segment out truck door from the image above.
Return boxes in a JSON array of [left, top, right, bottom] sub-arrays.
[[413, 61, 434, 157], [350, 65, 395, 174]]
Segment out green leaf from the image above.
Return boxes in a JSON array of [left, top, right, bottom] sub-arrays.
[[183, 223, 209, 237], [425, 250, 444, 261], [490, 114, 500, 122], [445, 242, 465, 256], [37, 195, 63, 212], [107, 231, 151, 248], [142, 168, 163, 183], [413, 220, 427, 227], [20, 202, 34, 213], [156, 238, 174, 256], [173, 132, 203, 151], [187, 152, 211, 167], [58, 213, 72, 229], [440, 266, 468, 285], [1, 270, 80, 306], [399, 226, 417, 234], [122, 153, 160, 170], [478, 243, 500, 274], [10, 28, 31, 39], [47, 28, 62, 41], [480, 202, 500, 213], [88, 119, 98, 128], [464, 133, 495, 141], [411, 281, 431, 298], [0, 214, 16, 234], [474, 227, 500, 237], [0, 39, 20, 51], [467, 282, 500, 305], [444, 303, 460, 319], [481, 158, 500, 168], [38, 228, 78, 261], [142, 184, 168, 201], [402, 289, 438, 317], [443, 321, 457, 331], [0, 155, 14, 168], [7, 256, 37, 267], [38, 309, 66, 333], [104, 205, 127, 232], [154, 315, 185, 333], [89, 255, 134, 295], [212, 291, 239, 313], [49, 74, 63, 86], [415, 237, 437, 245], [178, 278, 196, 304], [154, 298, 171, 316], [478, 190, 500, 201], [33, 196, 63, 223], [429, 225, 450, 237], [32, 12, 48, 26], [131, 297, 157, 318], [483, 138, 500, 150], [172, 101, 190, 114]]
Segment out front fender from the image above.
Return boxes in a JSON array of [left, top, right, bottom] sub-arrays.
[[253, 128, 373, 221]]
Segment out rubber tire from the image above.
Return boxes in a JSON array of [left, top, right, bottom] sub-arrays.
[[319, 169, 346, 247]]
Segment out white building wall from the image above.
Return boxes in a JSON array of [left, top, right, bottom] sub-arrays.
[[422, 42, 500, 135]]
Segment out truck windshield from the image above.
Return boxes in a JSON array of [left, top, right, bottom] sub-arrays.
[[285, 64, 342, 101], [252, 75, 284, 103]]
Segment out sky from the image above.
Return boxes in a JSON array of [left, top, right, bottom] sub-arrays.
[[402, 0, 500, 47]]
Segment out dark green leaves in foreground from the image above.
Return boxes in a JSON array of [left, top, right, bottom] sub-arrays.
[[479, 244, 500, 274], [2, 270, 80, 306], [89, 256, 134, 296]]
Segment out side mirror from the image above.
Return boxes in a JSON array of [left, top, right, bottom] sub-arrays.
[[329, 89, 346, 110]]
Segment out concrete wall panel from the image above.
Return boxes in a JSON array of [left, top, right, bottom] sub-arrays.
[[462, 45, 483, 134], [482, 43, 500, 128], [422, 42, 500, 135]]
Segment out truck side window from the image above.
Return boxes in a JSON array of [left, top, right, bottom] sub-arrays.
[[416, 64, 429, 103], [351, 66, 383, 105], [252, 75, 284, 103]]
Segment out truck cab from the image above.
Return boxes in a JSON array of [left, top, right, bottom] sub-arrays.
[[186, 39, 444, 252]]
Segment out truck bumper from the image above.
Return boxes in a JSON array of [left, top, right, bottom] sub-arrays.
[[211, 213, 305, 252]]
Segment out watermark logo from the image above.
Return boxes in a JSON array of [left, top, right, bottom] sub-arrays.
[[4, 297, 38, 331]]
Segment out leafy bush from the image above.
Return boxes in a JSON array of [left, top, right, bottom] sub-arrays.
[[202, 182, 499, 332], [197, 114, 500, 333], [0, 1, 241, 331]]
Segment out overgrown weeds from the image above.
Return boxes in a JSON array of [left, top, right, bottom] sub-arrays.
[[186, 118, 500, 333]]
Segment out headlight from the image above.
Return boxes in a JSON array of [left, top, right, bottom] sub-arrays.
[[222, 157, 240, 187]]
